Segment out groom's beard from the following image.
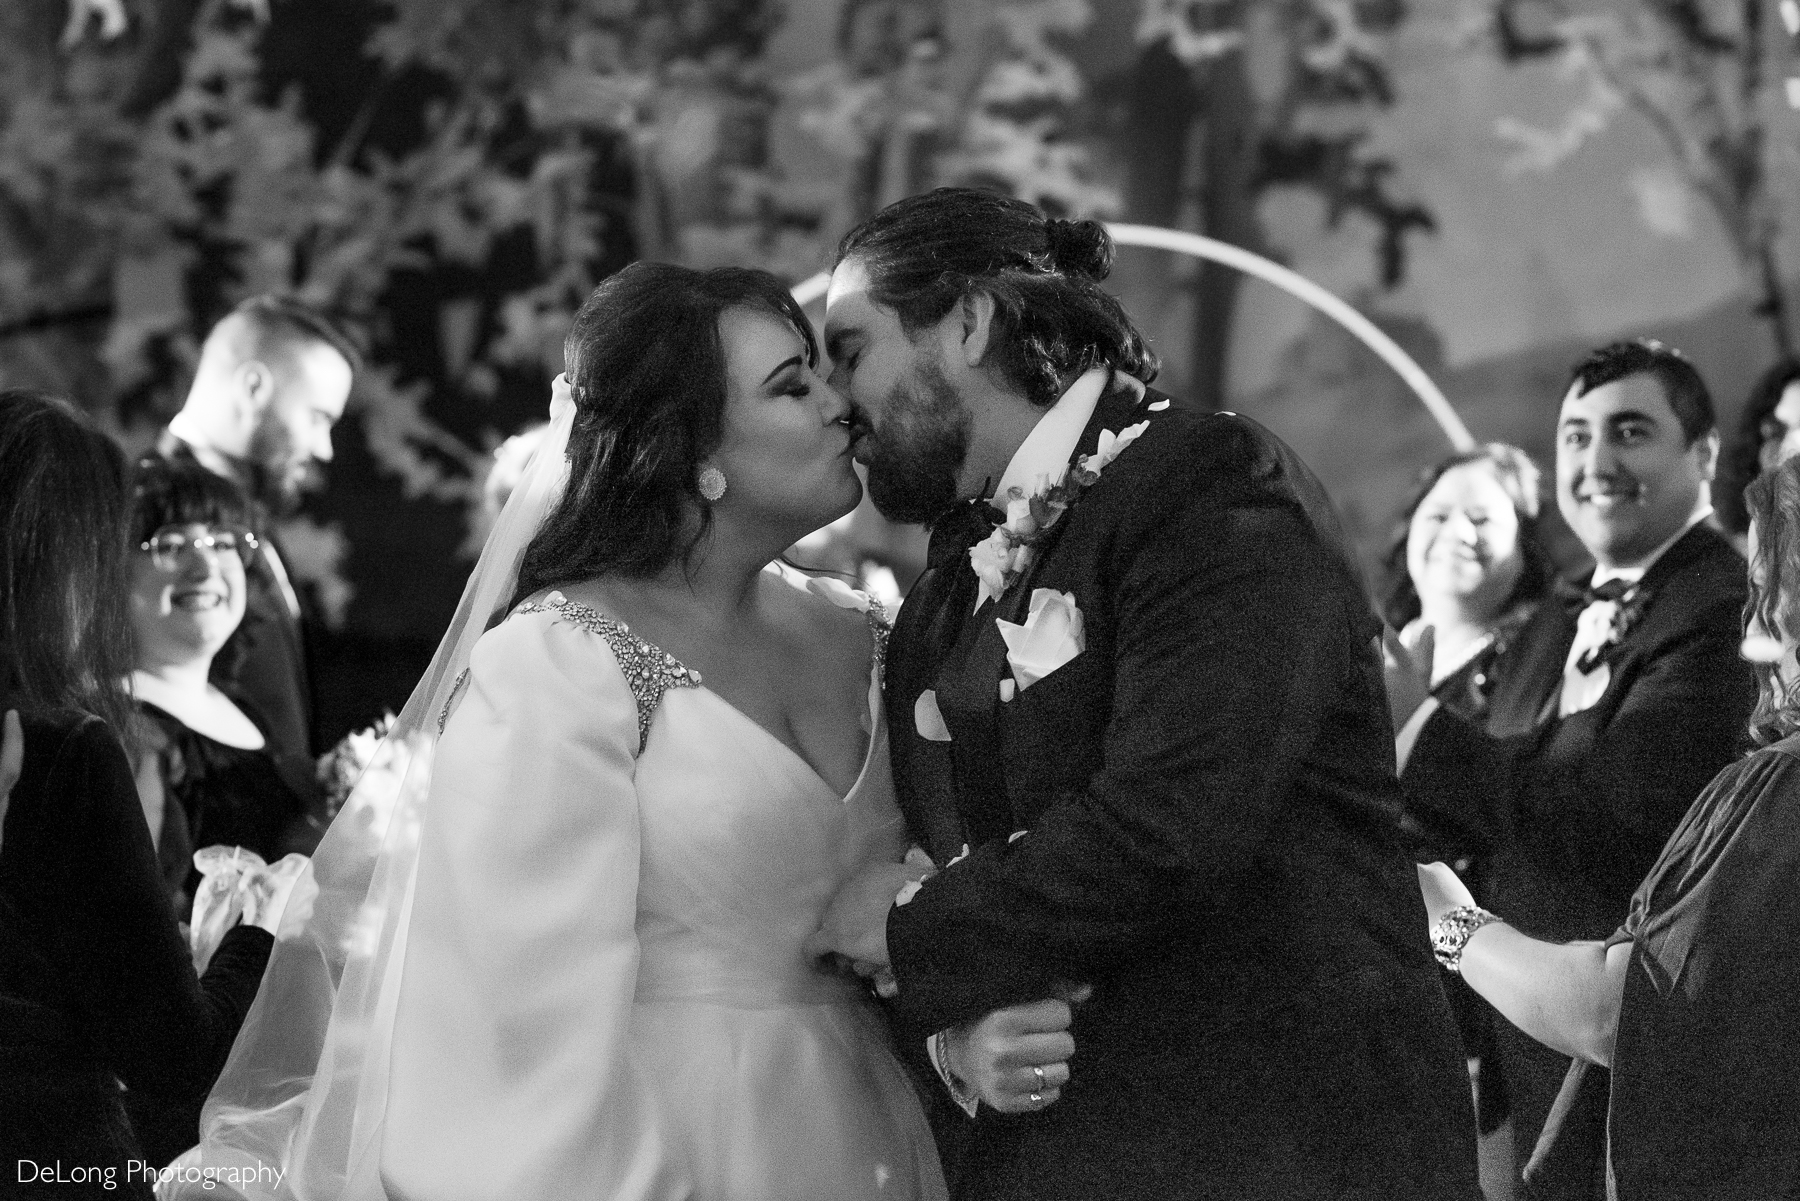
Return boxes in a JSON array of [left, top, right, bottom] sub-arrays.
[[862, 356, 972, 526]]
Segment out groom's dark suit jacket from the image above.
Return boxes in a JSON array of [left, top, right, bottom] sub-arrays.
[[1400, 523, 1755, 1199], [884, 380, 1481, 1201]]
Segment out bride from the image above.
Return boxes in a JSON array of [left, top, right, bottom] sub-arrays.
[[167, 263, 946, 1199]]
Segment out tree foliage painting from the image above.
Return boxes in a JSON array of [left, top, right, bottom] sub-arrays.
[[0, 0, 1442, 632], [1470, 0, 1800, 357]]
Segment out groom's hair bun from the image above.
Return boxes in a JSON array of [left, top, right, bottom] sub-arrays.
[[1043, 217, 1112, 282], [835, 188, 1157, 409]]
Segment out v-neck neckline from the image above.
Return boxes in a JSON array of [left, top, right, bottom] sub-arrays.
[[684, 671, 879, 805], [527, 590, 882, 802]]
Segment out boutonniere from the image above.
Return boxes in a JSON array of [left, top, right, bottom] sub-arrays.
[[1573, 586, 1652, 674], [969, 419, 1150, 608]]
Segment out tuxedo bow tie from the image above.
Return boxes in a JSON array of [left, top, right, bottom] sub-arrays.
[[1558, 576, 1637, 612], [926, 500, 1001, 572]]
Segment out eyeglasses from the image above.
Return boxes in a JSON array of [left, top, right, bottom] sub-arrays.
[[138, 526, 260, 571]]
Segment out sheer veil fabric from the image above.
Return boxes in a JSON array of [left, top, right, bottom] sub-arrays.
[[161, 384, 578, 1199]]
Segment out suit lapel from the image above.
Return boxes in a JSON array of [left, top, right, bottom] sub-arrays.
[[923, 376, 1159, 845], [997, 378, 1157, 617], [887, 564, 975, 862]]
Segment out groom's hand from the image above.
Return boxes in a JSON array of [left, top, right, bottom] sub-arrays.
[[803, 861, 918, 969], [945, 985, 1090, 1114]]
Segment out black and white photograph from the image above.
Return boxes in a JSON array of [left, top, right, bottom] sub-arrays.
[[2, 1, 1799, 1198]]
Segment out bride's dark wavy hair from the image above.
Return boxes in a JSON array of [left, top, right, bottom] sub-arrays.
[[509, 262, 817, 609], [1745, 457, 1800, 746], [835, 187, 1158, 408]]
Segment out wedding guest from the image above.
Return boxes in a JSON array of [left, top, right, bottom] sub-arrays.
[[1419, 455, 1800, 1201], [1381, 443, 1556, 1148], [127, 456, 321, 912], [1388, 339, 1758, 1199], [0, 391, 298, 1194], [156, 295, 358, 764], [1715, 357, 1800, 538], [1383, 442, 1556, 757]]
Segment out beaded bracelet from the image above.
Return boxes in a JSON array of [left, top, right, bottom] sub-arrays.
[[1431, 905, 1503, 974]]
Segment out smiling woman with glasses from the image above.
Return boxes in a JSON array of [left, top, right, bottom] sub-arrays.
[[126, 459, 322, 894], [121, 457, 325, 1164]]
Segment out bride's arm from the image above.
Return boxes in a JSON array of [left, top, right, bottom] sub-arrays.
[[1420, 862, 1630, 1067], [383, 613, 688, 1200]]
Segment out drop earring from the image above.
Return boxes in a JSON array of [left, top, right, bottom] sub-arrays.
[[697, 466, 727, 501]]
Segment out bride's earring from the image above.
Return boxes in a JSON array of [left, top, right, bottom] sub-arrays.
[[697, 466, 727, 501]]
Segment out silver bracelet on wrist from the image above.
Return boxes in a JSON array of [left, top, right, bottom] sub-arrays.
[[1431, 904, 1502, 974]]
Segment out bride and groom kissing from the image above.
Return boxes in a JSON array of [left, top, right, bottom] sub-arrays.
[[173, 189, 1482, 1200]]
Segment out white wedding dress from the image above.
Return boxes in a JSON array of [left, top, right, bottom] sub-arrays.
[[379, 589, 946, 1200]]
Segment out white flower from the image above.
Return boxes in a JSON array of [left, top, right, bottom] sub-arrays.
[[913, 689, 952, 742], [1086, 420, 1150, 475], [969, 531, 1013, 598], [1003, 489, 1038, 535]]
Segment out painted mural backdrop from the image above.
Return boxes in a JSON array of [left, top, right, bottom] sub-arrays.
[[3, 0, 1798, 734]]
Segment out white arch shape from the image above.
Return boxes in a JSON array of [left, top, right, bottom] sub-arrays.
[[790, 221, 1475, 452]]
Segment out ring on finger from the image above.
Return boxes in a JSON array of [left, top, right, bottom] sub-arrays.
[[1033, 1065, 1047, 1090], [1028, 1092, 1042, 1104]]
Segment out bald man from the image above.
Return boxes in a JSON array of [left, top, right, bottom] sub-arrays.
[[156, 295, 357, 764]]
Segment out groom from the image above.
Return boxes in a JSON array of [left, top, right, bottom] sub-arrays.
[[808, 189, 1480, 1200]]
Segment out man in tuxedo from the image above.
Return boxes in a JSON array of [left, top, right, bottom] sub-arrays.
[[1393, 339, 1757, 1199], [806, 188, 1479, 1200], [155, 295, 357, 764]]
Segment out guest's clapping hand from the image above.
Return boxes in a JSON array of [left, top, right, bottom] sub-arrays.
[[1380, 624, 1435, 730], [0, 710, 20, 854], [946, 984, 1092, 1114], [1417, 861, 1476, 930]]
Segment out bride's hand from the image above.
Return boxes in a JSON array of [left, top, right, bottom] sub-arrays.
[[803, 861, 918, 969], [1417, 861, 1476, 930]]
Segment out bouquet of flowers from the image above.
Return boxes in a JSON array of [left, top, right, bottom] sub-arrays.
[[317, 712, 399, 822]]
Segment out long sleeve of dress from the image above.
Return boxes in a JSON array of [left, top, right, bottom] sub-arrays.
[[1, 714, 273, 1100], [381, 611, 691, 1200]]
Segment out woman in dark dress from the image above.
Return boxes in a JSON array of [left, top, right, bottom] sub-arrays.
[[0, 391, 298, 1197], [1382, 443, 1557, 1147], [126, 458, 320, 912], [1419, 456, 1800, 1200]]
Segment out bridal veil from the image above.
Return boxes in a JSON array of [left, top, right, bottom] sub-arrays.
[[160, 383, 576, 1199]]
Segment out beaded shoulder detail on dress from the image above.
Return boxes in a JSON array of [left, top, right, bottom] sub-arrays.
[[514, 590, 702, 753], [865, 597, 889, 685]]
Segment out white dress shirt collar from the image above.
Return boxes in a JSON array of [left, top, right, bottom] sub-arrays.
[[986, 367, 1111, 512], [1590, 504, 1713, 589], [164, 413, 247, 486]]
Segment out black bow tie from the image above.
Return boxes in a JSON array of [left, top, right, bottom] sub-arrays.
[[1558, 576, 1636, 611], [926, 499, 1001, 572]]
